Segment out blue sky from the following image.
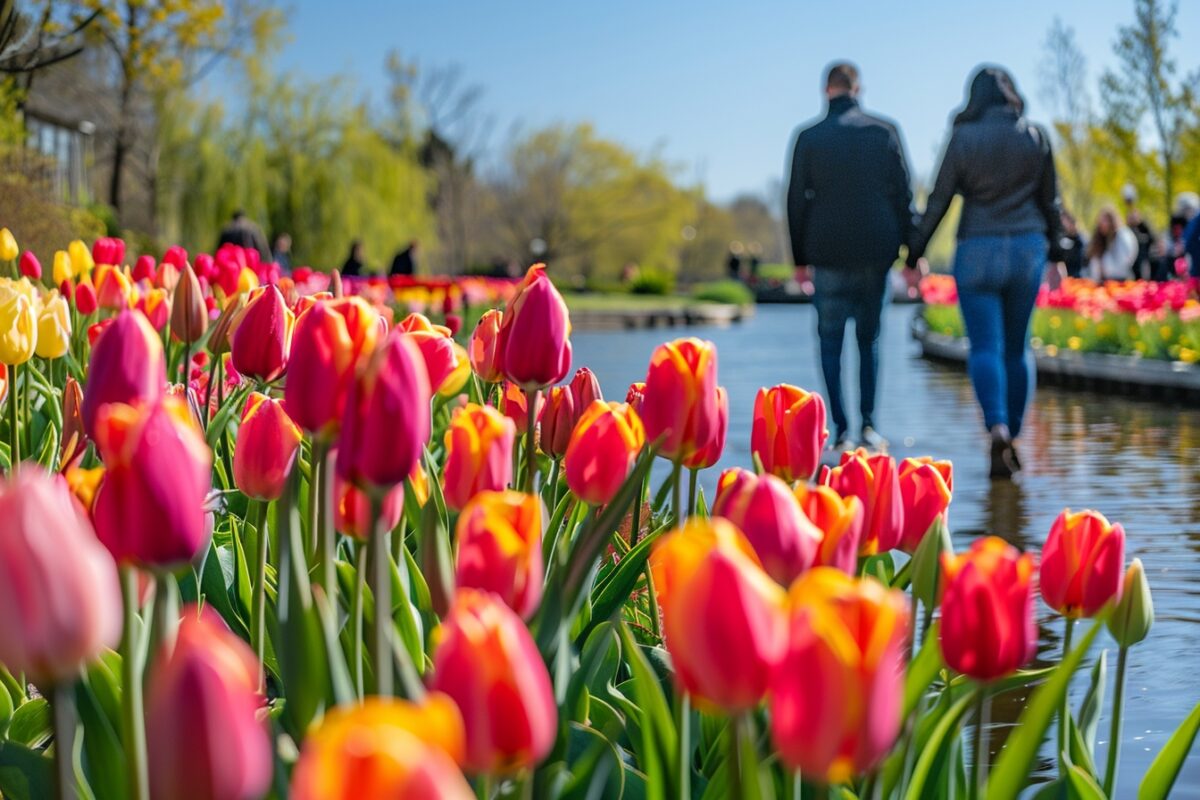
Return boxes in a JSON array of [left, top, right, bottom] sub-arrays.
[[271, 0, 1200, 200]]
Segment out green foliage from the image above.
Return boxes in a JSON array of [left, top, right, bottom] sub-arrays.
[[690, 279, 754, 305], [628, 267, 675, 296]]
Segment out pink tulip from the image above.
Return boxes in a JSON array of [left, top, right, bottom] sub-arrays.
[[712, 467, 822, 584], [81, 309, 166, 437]]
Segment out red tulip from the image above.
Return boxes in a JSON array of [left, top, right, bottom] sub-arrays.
[[468, 308, 504, 383], [74, 280, 98, 314], [146, 606, 270, 800], [564, 401, 646, 506], [713, 467, 822, 584], [91, 236, 125, 267], [443, 403, 515, 511], [429, 589, 558, 774], [18, 251, 41, 280], [625, 381, 645, 414], [132, 254, 156, 283], [454, 490, 544, 619], [537, 385, 576, 458], [500, 380, 543, 434], [92, 397, 213, 567], [495, 264, 572, 388], [821, 449, 904, 555], [81, 309, 166, 437], [0, 467, 122, 685], [337, 331, 431, 492], [1040, 509, 1125, 618], [896, 457, 953, 553], [639, 338, 721, 463], [770, 568, 909, 783], [404, 326, 459, 394], [940, 537, 1037, 681], [333, 470, 406, 540], [752, 384, 829, 483], [682, 385, 728, 469], [231, 285, 294, 383], [163, 245, 188, 270], [651, 517, 786, 712], [234, 393, 303, 501], [794, 484, 863, 574]]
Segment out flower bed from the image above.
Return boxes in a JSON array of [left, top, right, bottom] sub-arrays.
[[0, 226, 1197, 799]]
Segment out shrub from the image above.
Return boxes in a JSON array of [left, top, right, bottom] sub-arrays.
[[628, 267, 675, 295], [691, 279, 754, 305]]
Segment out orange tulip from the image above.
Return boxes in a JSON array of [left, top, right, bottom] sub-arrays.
[[821, 449, 904, 555], [500, 379, 543, 434], [468, 308, 504, 383], [769, 568, 909, 784], [233, 393, 303, 501], [94, 263, 135, 310], [454, 490, 544, 619], [428, 589, 557, 774], [941, 536, 1037, 680], [896, 457, 953, 553], [751, 384, 829, 483], [712, 467, 822, 584], [136, 287, 170, 332], [639, 338, 721, 463], [231, 285, 294, 383], [537, 385, 575, 458], [564, 400, 645, 506], [81, 309, 166, 437], [1040, 509, 1125, 618], [495, 264, 572, 389], [290, 695, 471, 800], [793, 484, 863, 574], [442, 403, 516, 510], [651, 517, 786, 712], [625, 380, 645, 414]]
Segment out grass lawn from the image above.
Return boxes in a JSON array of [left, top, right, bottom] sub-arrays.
[[561, 292, 695, 311]]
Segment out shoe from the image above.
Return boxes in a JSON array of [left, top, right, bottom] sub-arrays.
[[989, 425, 1018, 480], [1009, 443, 1023, 472], [829, 431, 855, 454], [860, 425, 889, 453]]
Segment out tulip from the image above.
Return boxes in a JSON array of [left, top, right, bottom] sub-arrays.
[[81, 309, 166, 437], [0, 281, 37, 365], [137, 287, 170, 332], [68, 239, 94, 275], [132, 254, 156, 283], [429, 589, 558, 773], [65, 465, 104, 512], [443, 403, 515, 510], [92, 236, 125, 267], [0, 467, 122, 685], [1040, 509, 1125, 618], [439, 342, 472, 398], [940, 536, 1037, 681], [34, 289, 71, 359], [163, 245, 188, 270], [713, 467, 822, 584], [500, 379, 543, 434], [92, 397, 212, 566], [896, 457, 953, 553], [0, 228, 17, 261], [234, 393, 303, 501], [793, 484, 864, 574], [231, 285, 294, 383], [455, 490, 545, 618], [74, 280, 98, 315], [94, 263, 135, 310], [60, 375, 85, 467], [146, 607, 270, 800], [208, 293, 246, 357], [821, 449, 904, 555], [538, 385, 575, 458], [495, 264, 572, 388], [333, 471, 406, 539], [171, 263, 208, 344], [0, 363, 8, 407], [1108, 558, 1153, 648], [404, 326, 459, 393], [290, 695, 472, 800], [769, 568, 909, 784], [650, 517, 786, 711], [285, 297, 379, 439], [569, 366, 603, 408], [639, 338, 721, 463], [625, 380, 645, 413], [53, 250, 74, 285], [337, 331, 431, 492], [19, 251, 41, 280], [682, 385, 728, 470], [751, 384, 829, 483], [564, 400, 646, 507]]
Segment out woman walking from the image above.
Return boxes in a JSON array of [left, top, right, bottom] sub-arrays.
[[1086, 206, 1137, 281], [908, 66, 1063, 478]]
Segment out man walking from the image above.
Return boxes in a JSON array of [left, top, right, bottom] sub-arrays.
[[786, 62, 914, 451]]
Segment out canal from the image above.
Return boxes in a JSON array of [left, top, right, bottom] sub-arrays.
[[572, 303, 1200, 796]]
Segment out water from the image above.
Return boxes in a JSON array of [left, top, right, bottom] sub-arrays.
[[572, 304, 1200, 796]]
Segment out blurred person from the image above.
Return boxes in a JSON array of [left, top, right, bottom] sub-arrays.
[[341, 240, 366, 277], [907, 66, 1063, 479], [1180, 192, 1200, 279], [726, 243, 744, 280], [1086, 205, 1137, 281], [217, 210, 271, 261], [1059, 210, 1086, 279], [389, 240, 420, 277], [748, 242, 762, 280], [272, 233, 293, 275], [1122, 184, 1155, 280], [786, 61, 914, 452]]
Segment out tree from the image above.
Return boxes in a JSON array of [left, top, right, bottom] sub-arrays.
[[1039, 18, 1097, 222], [1101, 0, 1198, 221], [0, 0, 99, 95]]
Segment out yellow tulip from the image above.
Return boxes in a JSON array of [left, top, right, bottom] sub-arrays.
[[53, 250, 74, 285], [0, 283, 38, 365], [67, 240, 94, 276], [35, 291, 71, 359], [0, 228, 18, 262]]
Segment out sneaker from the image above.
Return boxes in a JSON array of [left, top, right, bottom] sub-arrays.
[[860, 425, 889, 453], [989, 425, 1018, 480], [1009, 443, 1023, 472], [829, 431, 855, 454]]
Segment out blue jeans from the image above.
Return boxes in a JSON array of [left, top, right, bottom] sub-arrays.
[[954, 233, 1046, 438], [813, 266, 889, 437]]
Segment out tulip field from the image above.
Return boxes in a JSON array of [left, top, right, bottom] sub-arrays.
[[1, 227, 1199, 800]]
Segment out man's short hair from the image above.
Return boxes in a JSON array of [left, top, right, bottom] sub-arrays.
[[826, 62, 860, 93]]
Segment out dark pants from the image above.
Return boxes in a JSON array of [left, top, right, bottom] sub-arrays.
[[812, 266, 889, 437], [954, 233, 1046, 439]]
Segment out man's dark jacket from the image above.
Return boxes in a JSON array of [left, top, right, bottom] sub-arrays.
[[786, 95, 914, 269]]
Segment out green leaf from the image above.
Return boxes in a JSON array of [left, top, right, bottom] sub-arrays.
[[560, 721, 625, 800], [1066, 763, 1106, 800], [1138, 699, 1200, 800], [0, 741, 55, 800], [987, 621, 1102, 800], [204, 383, 250, 450], [416, 498, 452, 617], [903, 686, 976, 800], [616, 623, 678, 800], [567, 623, 618, 724], [0, 679, 12, 737], [75, 677, 126, 800], [1077, 651, 1107, 761], [7, 699, 50, 748], [231, 518, 254, 624], [585, 528, 663, 638], [904, 621, 945, 719]]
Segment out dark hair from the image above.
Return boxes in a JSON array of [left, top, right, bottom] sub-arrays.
[[953, 66, 1024, 126], [825, 62, 859, 93], [348, 239, 362, 256], [232, 209, 246, 220]]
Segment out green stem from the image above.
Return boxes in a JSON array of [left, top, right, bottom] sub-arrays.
[[547, 458, 560, 514], [476, 773, 492, 800], [671, 462, 683, 524], [51, 681, 78, 800], [250, 499, 269, 691], [307, 443, 322, 561], [150, 572, 179, 655], [1103, 646, 1129, 795], [202, 351, 222, 427], [181, 339, 191, 385], [352, 542, 366, 700], [785, 770, 802, 800], [675, 692, 691, 799], [22, 356, 30, 457], [687, 467, 698, 516], [7, 361, 18, 470], [645, 565, 661, 639], [973, 685, 990, 800], [119, 566, 148, 800], [1059, 618, 1074, 762], [629, 473, 647, 549], [523, 387, 539, 493], [370, 494, 393, 697]]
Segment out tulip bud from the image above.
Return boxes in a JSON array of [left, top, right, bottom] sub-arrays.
[[793, 484, 863, 574], [940, 537, 1037, 681], [569, 366, 603, 408], [18, 251, 41, 280], [333, 468, 406, 539], [896, 457, 953, 553], [910, 515, 952, 612], [146, 607, 271, 800], [234, 393, 303, 501], [60, 376, 86, 469], [538, 385, 575, 458], [752, 384, 829, 483], [0, 281, 37, 365], [34, 290, 71, 359], [68, 240, 94, 275], [337, 331, 431, 492], [1040, 509, 1125, 618], [495, 264, 572, 389], [291, 695, 472, 800], [455, 490, 545, 618], [208, 293, 246, 356], [82, 310, 166, 437], [0, 467, 122, 685], [0, 228, 17, 261], [564, 399, 646, 507], [137, 287, 170, 332], [170, 263, 208, 344], [74, 280, 98, 315], [713, 467, 822, 584], [94, 264, 135, 310], [1108, 558, 1153, 648], [682, 385, 728, 470], [132, 254, 156, 283], [469, 309, 504, 383], [625, 380, 645, 414], [93, 398, 213, 567], [91, 236, 125, 267], [53, 250, 74, 285], [231, 285, 294, 383], [639, 338, 721, 463], [769, 568, 909, 784], [651, 518, 787, 711], [429, 589, 558, 774], [163, 245, 188, 271], [821, 449, 904, 556], [443, 403, 515, 510], [330, 268, 343, 298]]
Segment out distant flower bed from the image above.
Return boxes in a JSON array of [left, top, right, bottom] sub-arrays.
[[920, 275, 1200, 363]]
